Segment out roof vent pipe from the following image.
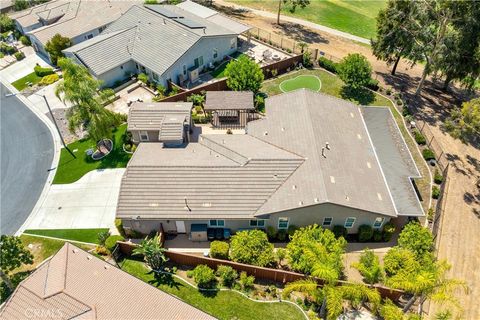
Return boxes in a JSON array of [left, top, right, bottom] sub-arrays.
[[321, 147, 326, 158], [163, 18, 166, 25], [325, 142, 330, 150]]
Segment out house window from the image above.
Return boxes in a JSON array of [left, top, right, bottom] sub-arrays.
[[344, 217, 356, 229], [322, 217, 333, 227], [213, 48, 218, 59], [183, 65, 187, 75], [373, 217, 385, 228], [194, 56, 204, 68], [135, 63, 139, 70], [152, 72, 159, 81], [230, 38, 236, 49], [278, 218, 289, 229], [85, 34, 93, 40], [249, 220, 265, 227], [209, 220, 225, 227], [98, 25, 107, 33], [139, 131, 149, 142]]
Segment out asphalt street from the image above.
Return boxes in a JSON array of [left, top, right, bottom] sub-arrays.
[[1, 83, 54, 235]]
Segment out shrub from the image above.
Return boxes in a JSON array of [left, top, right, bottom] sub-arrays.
[[337, 53, 372, 89], [0, 43, 16, 54], [191, 265, 216, 289], [373, 229, 383, 242], [386, 88, 392, 95], [229, 230, 274, 267], [432, 186, 440, 199], [97, 230, 111, 246], [105, 235, 124, 252], [332, 225, 347, 239], [427, 208, 434, 222], [265, 226, 277, 240], [366, 78, 379, 91], [137, 73, 148, 84], [318, 56, 338, 73], [210, 241, 229, 259], [115, 218, 126, 237], [358, 224, 373, 242], [34, 65, 54, 77], [287, 225, 298, 237], [383, 247, 417, 277], [382, 222, 396, 242], [351, 248, 383, 284], [14, 51, 24, 61], [302, 51, 313, 68], [414, 129, 426, 145], [275, 248, 287, 264], [19, 35, 30, 46], [95, 245, 109, 256], [277, 229, 287, 241], [39, 74, 59, 85], [422, 149, 435, 161], [434, 170, 443, 184], [216, 265, 238, 287], [238, 271, 255, 291]]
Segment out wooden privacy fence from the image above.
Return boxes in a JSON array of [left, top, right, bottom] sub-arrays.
[[117, 242, 404, 301], [160, 54, 303, 103]]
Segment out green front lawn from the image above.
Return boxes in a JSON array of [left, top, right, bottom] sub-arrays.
[[11, 72, 42, 91], [53, 124, 131, 184], [226, 0, 385, 39], [23, 228, 109, 244], [121, 259, 305, 320]]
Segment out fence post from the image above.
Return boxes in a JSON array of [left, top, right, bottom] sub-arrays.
[[280, 37, 283, 49]]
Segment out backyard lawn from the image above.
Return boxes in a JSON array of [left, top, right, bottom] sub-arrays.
[[226, 0, 386, 39], [11, 72, 41, 91], [121, 259, 305, 320], [53, 124, 131, 184], [261, 68, 431, 211], [211, 61, 229, 79], [23, 228, 109, 244]]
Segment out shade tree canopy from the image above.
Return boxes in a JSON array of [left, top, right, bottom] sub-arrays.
[[225, 55, 264, 93]]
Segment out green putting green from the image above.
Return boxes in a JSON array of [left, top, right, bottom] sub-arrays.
[[279, 75, 322, 93]]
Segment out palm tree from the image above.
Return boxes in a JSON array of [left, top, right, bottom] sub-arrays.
[[133, 235, 168, 271], [55, 58, 122, 144]]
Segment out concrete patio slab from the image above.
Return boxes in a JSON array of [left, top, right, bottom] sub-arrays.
[[25, 169, 125, 232]]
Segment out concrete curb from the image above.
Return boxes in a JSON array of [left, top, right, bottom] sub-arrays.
[[0, 79, 62, 236]]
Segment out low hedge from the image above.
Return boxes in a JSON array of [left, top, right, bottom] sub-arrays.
[[188, 265, 217, 289], [210, 241, 229, 259], [358, 224, 373, 242], [39, 74, 59, 85], [414, 129, 426, 145], [318, 56, 338, 74], [422, 148, 436, 161], [34, 65, 54, 77], [432, 186, 440, 199], [332, 225, 347, 239], [14, 51, 24, 61], [382, 222, 396, 242], [373, 229, 383, 242], [434, 170, 443, 184]]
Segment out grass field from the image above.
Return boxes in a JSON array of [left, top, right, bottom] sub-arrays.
[[11, 72, 41, 91], [23, 228, 109, 244], [121, 259, 305, 320], [226, 0, 385, 39], [279, 74, 321, 92], [53, 124, 131, 184]]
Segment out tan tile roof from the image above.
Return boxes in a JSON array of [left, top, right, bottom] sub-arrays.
[[205, 91, 254, 111], [0, 243, 216, 320]]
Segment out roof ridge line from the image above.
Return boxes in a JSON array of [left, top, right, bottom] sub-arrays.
[[247, 133, 306, 160], [200, 135, 249, 165]]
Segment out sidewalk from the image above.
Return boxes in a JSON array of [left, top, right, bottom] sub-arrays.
[[24, 169, 125, 232], [215, 0, 370, 44]]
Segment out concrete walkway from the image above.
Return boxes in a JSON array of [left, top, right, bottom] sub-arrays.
[[24, 169, 125, 232], [215, 0, 370, 44]]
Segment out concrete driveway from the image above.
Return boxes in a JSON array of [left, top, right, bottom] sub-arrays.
[[0, 53, 51, 83], [25, 169, 125, 231], [0, 83, 54, 235]]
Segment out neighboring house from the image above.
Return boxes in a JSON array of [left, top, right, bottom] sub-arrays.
[[128, 101, 192, 146], [10, 0, 139, 61], [117, 89, 424, 238], [0, 243, 215, 320], [204, 91, 255, 128], [62, 3, 250, 88], [0, 0, 14, 14]]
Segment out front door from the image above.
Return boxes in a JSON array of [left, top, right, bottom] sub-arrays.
[[175, 221, 186, 233]]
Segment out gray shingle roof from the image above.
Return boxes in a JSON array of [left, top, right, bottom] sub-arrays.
[[362, 107, 424, 216], [205, 91, 254, 111], [64, 4, 238, 78], [0, 243, 216, 320], [128, 102, 192, 142]]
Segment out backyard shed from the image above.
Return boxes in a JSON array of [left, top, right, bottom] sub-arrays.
[[205, 91, 255, 128], [190, 223, 208, 242]]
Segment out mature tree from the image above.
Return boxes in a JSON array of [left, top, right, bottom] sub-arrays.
[[56, 58, 122, 143], [351, 248, 383, 284], [286, 224, 346, 280], [371, 0, 422, 75], [397, 222, 434, 259], [229, 230, 274, 267], [337, 53, 372, 90], [0, 14, 15, 33], [133, 234, 168, 271], [445, 98, 480, 142], [283, 280, 380, 320], [0, 235, 33, 292], [225, 55, 264, 93], [276, 0, 310, 25], [383, 246, 418, 277], [45, 34, 72, 65]]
